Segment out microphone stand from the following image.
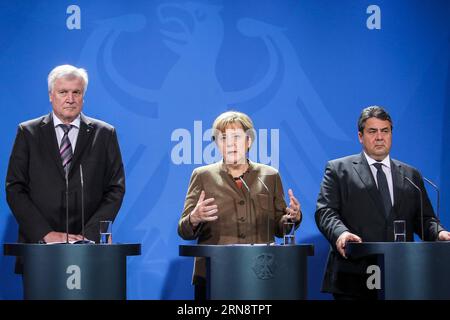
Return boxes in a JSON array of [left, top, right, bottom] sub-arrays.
[[258, 177, 271, 246], [423, 177, 440, 240], [239, 177, 253, 243], [65, 168, 69, 244], [80, 164, 85, 242], [405, 176, 424, 241], [76, 164, 91, 244]]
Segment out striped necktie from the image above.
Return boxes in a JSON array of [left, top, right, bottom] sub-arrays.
[[59, 124, 73, 173]]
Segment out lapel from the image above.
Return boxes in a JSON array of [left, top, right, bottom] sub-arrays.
[[352, 152, 386, 219], [69, 113, 95, 177], [391, 159, 405, 219], [40, 113, 66, 179]]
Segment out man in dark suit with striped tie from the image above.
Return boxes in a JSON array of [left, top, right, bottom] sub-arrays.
[[6, 65, 125, 272], [315, 106, 450, 299]]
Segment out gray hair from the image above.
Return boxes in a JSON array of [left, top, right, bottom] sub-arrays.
[[358, 106, 393, 133], [47, 65, 88, 94]]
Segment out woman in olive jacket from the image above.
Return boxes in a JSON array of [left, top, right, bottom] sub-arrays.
[[178, 110, 302, 299]]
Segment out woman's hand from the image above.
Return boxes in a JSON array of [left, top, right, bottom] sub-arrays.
[[189, 190, 218, 227], [284, 189, 302, 223]]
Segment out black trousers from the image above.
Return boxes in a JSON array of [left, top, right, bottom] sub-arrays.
[[194, 283, 207, 300]]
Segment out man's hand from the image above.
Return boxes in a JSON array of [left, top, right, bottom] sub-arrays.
[[189, 190, 218, 227], [438, 231, 450, 241], [43, 231, 84, 243], [336, 231, 362, 258]]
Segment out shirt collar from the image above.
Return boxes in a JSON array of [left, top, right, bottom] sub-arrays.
[[363, 151, 391, 169], [53, 112, 81, 129]]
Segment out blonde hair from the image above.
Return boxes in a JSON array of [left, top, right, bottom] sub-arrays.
[[212, 110, 255, 142]]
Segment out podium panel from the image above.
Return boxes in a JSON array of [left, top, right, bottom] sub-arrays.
[[180, 244, 314, 300], [4, 243, 140, 300], [346, 242, 450, 300]]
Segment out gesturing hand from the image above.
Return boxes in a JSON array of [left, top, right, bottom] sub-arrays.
[[189, 190, 218, 227], [284, 189, 302, 223]]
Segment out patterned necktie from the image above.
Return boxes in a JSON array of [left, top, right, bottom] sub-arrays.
[[373, 162, 392, 217], [59, 124, 73, 173]]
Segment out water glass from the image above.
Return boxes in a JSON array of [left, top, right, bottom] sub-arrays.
[[394, 220, 406, 242], [283, 219, 296, 245], [99, 220, 112, 244]]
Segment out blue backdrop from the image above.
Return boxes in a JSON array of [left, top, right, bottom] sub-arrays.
[[0, 0, 449, 299]]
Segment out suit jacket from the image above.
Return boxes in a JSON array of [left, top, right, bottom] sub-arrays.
[[315, 153, 443, 295], [6, 113, 125, 270], [178, 160, 299, 284]]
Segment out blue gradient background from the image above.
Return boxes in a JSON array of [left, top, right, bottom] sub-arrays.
[[0, 0, 449, 299]]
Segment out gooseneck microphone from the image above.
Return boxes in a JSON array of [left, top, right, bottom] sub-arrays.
[[75, 164, 92, 244], [239, 176, 254, 243], [405, 176, 424, 240], [65, 169, 69, 244], [238, 175, 273, 245], [239, 176, 250, 193], [80, 164, 85, 242], [423, 177, 440, 239], [258, 177, 271, 246]]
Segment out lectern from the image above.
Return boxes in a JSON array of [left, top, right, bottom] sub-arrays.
[[4, 243, 140, 300], [180, 244, 314, 300], [346, 242, 450, 299]]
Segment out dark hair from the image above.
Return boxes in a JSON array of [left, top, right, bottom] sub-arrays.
[[358, 106, 393, 133]]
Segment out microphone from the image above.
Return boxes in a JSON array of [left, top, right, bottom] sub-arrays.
[[239, 176, 250, 193], [238, 176, 255, 244], [75, 164, 91, 244], [423, 177, 440, 239], [258, 177, 271, 246], [65, 168, 69, 244], [404, 176, 424, 241], [80, 165, 85, 241]]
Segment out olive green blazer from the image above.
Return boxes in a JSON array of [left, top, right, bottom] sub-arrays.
[[178, 160, 300, 284]]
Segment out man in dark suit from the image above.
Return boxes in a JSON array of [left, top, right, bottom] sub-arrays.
[[315, 106, 450, 299], [6, 65, 125, 271]]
